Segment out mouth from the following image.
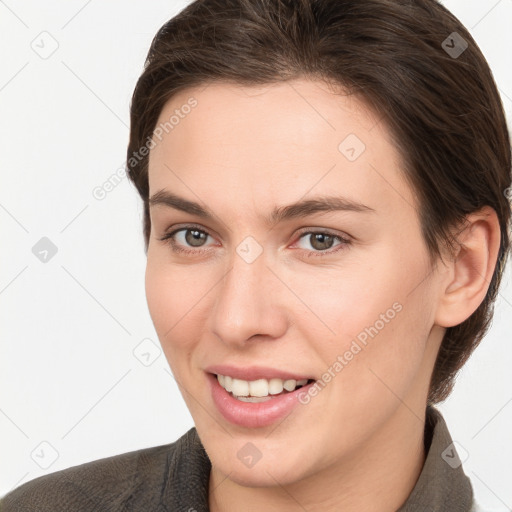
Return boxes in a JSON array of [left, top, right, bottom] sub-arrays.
[[215, 373, 315, 403], [206, 369, 317, 428]]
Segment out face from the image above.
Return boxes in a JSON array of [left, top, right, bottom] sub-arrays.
[[145, 79, 445, 487]]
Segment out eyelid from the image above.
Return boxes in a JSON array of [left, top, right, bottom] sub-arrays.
[[159, 223, 352, 256], [160, 223, 350, 241], [160, 223, 216, 239], [159, 223, 218, 249], [293, 226, 351, 242], [290, 228, 351, 257]]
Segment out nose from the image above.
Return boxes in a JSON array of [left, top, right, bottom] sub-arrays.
[[210, 247, 288, 348]]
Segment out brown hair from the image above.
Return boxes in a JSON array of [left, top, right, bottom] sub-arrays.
[[126, 0, 511, 404]]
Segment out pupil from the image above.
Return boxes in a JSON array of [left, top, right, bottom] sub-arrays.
[[312, 233, 332, 250], [186, 229, 206, 247]]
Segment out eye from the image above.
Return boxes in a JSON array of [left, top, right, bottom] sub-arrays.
[[158, 224, 351, 258], [293, 229, 351, 257], [158, 225, 215, 255]]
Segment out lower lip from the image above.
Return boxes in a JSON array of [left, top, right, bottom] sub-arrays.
[[207, 373, 315, 428]]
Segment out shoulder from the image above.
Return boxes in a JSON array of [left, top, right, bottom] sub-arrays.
[[0, 434, 188, 512]]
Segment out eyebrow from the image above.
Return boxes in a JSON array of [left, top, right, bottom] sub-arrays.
[[148, 190, 376, 226]]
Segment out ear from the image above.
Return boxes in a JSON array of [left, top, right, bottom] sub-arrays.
[[434, 206, 501, 328]]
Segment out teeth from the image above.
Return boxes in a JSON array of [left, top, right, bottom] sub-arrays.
[[283, 379, 297, 391], [231, 378, 249, 397], [237, 396, 273, 403], [268, 378, 284, 395], [216, 374, 310, 398], [249, 379, 268, 397]]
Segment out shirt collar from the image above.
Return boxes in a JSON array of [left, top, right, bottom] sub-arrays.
[[164, 405, 473, 511], [397, 405, 474, 511]]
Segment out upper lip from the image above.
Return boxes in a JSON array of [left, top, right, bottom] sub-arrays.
[[205, 364, 314, 382]]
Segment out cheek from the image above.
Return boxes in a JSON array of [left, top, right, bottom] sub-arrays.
[[277, 255, 407, 348], [289, 246, 433, 387], [144, 255, 208, 354], [328, 285, 434, 427], [145, 261, 174, 336]]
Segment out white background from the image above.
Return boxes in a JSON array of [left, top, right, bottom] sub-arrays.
[[0, 1, 511, 509]]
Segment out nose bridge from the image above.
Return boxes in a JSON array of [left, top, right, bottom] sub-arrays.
[[210, 243, 286, 346]]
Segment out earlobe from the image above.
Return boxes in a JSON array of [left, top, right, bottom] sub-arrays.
[[434, 206, 501, 328]]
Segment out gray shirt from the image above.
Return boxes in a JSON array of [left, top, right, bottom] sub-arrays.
[[1, 405, 475, 511]]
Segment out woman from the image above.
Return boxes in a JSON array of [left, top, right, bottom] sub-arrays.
[[2, 0, 510, 510]]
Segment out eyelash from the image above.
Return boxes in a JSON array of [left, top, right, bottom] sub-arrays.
[[158, 224, 352, 258]]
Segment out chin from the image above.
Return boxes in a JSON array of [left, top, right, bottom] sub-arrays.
[[217, 459, 307, 488], [203, 433, 315, 488]]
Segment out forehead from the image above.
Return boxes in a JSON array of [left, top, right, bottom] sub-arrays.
[[147, 79, 415, 219]]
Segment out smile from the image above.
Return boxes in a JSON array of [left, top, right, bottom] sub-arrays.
[[216, 374, 313, 402], [207, 371, 317, 428]]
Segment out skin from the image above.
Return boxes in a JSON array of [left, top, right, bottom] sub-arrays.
[[145, 79, 500, 512]]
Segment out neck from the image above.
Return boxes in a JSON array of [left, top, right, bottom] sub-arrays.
[[209, 405, 427, 512]]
